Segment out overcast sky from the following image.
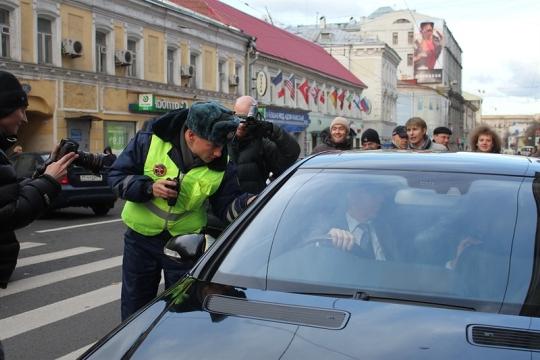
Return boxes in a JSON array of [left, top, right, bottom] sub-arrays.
[[221, 0, 540, 115]]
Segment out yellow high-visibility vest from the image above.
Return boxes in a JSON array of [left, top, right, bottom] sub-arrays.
[[122, 135, 224, 236]]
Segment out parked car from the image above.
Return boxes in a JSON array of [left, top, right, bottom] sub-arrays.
[[83, 151, 540, 359], [11, 152, 116, 215]]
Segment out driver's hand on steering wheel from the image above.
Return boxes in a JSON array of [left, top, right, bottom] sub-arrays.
[[328, 228, 355, 251]]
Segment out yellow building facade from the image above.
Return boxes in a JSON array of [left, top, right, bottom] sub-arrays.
[[1, 0, 249, 153]]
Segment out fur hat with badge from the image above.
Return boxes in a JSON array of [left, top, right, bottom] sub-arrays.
[[0, 70, 28, 119], [187, 101, 240, 146]]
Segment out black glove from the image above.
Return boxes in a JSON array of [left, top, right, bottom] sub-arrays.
[[248, 121, 274, 138]]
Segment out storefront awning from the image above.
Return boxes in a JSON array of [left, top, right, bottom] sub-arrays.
[[27, 95, 53, 119], [64, 113, 103, 121]]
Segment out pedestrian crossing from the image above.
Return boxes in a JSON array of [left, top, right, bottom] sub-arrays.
[[0, 239, 164, 360]]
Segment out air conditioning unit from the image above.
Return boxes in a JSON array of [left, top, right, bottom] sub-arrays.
[[62, 38, 83, 58], [115, 49, 133, 66], [180, 64, 194, 78], [229, 74, 239, 86]]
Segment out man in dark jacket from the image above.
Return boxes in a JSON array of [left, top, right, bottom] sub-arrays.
[[228, 96, 300, 194], [0, 70, 77, 292], [108, 101, 253, 320], [312, 116, 354, 154]]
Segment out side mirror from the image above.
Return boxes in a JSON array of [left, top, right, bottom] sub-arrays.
[[164, 234, 206, 262]]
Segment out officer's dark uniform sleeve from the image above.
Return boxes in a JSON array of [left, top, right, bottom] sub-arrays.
[[108, 131, 154, 203], [263, 124, 300, 178], [209, 162, 250, 223], [0, 168, 61, 231]]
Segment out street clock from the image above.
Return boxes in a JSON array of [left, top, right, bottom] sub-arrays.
[[256, 71, 268, 97]]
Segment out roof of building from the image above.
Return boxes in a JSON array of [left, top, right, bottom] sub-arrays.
[[169, 0, 367, 88]]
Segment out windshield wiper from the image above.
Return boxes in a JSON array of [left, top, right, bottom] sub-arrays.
[[353, 291, 476, 311]]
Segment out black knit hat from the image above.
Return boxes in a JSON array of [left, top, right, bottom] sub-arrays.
[[361, 128, 381, 145], [186, 101, 240, 146], [0, 71, 28, 118], [433, 126, 452, 136]]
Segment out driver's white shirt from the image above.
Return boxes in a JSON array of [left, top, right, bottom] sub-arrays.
[[346, 213, 386, 261]]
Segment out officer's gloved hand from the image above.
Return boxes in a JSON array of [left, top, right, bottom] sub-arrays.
[[250, 121, 274, 138]]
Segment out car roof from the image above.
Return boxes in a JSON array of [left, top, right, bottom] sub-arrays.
[[301, 150, 540, 177]]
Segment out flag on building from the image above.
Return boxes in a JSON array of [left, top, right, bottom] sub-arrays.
[[310, 85, 320, 104], [320, 90, 325, 104], [271, 70, 283, 86], [277, 87, 286, 98], [337, 90, 346, 110], [346, 92, 354, 110], [298, 79, 310, 104], [353, 95, 361, 110], [284, 74, 295, 100], [360, 97, 371, 114], [330, 89, 337, 108]]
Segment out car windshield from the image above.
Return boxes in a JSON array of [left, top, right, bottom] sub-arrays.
[[214, 169, 525, 309]]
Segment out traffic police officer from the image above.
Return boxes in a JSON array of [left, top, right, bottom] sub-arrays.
[[109, 101, 251, 320]]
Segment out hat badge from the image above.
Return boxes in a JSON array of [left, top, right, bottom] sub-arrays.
[[153, 164, 167, 177]]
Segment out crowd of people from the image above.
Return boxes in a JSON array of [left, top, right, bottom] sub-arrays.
[[313, 114, 504, 154]]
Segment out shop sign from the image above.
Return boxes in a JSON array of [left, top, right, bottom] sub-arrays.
[[131, 94, 188, 114], [261, 106, 310, 133]]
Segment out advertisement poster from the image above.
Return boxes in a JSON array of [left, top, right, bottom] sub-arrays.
[[414, 19, 444, 84], [104, 121, 135, 155]]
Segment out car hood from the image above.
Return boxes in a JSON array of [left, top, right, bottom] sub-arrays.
[[84, 277, 532, 360]]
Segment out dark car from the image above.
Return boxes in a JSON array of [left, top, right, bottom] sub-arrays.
[[83, 151, 540, 359], [11, 152, 116, 215]]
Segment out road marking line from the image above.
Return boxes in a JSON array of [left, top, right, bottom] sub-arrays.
[[55, 343, 94, 360], [19, 242, 45, 250], [36, 219, 123, 233], [17, 247, 102, 268], [1, 256, 122, 297], [0, 279, 164, 340], [0, 282, 122, 340]]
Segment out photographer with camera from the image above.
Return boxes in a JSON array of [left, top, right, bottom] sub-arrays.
[[108, 101, 253, 321], [0, 71, 78, 289], [228, 96, 300, 194]]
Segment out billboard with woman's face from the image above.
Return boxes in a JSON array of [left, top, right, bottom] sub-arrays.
[[414, 19, 444, 84]]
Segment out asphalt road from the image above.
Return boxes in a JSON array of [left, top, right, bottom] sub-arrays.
[[0, 201, 133, 360]]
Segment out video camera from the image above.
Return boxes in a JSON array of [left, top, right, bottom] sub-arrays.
[[239, 104, 262, 124], [238, 104, 273, 139], [55, 138, 106, 173]]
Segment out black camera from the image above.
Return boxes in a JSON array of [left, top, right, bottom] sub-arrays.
[[240, 104, 261, 123], [55, 138, 105, 173], [165, 177, 179, 206]]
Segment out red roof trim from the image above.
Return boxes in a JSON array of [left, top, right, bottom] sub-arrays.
[[170, 0, 367, 88]]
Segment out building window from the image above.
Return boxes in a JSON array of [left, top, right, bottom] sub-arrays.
[[0, 9, 10, 58], [37, 17, 52, 64], [407, 53, 413, 66], [95, 31, 107, 73], [189, 53, 198, 88], [167, 48, 174, 84], [392, 32, 398, 45], [218, 60, 227, 93], [127, 39, 137, 77], [408, 31, 414, 44], [234, 64, 242, 95]]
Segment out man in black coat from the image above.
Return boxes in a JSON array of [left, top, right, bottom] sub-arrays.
[[228, 96, 300, 194], [0, 70, 77, 289]]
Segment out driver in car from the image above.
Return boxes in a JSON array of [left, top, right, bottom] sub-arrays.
[[327, 187, 389, 260]]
